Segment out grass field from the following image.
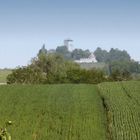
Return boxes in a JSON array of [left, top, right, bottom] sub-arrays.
[[0, 69, 11, 83], [0, 84, 107, 140], [0, 82, 140, 140]]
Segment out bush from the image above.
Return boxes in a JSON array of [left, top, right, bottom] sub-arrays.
[[7, 66, 46, 84]]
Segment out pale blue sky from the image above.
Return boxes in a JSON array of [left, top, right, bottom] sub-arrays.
[[0, 0, 140, 68]]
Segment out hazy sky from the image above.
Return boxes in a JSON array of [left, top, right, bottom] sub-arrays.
[[0, 0, 140, 68]]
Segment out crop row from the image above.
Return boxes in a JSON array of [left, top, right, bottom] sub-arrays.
[[98, 82, 140, 140]]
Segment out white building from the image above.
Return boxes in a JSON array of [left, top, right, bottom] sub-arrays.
[[74, 53, 97, 63]]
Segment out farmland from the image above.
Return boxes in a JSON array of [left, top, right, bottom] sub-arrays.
[[0, 84, 107, 140], [99, 81, 140, 140], [0, 82, 140, 140]]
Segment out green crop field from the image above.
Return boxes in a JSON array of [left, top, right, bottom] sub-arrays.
[[98, 81, 140, 140], [0, 84, 107, 140], [0, 82, 140, 140]]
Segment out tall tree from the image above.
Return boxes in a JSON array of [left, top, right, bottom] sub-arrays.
[[38, 44, 47, 57], [94, 47, 108, 62], [107, 48, 130, 62], [56, 46, 71, 60], [36, 44, 48, 72], [71, 49, 91, 60]]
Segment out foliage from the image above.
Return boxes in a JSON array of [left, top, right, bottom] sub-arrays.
[[106, 60, 140, 80], [94, 47, 108, 62], [43, 54, 67, 83], [86, 69, 106, 83], [109, 69, 130, 81], [94, 47, 131, 62], [7, 45, 139, 84], [56, 46, 71, 60], [107, 48, 130, 62], [94, 47, 135, 78], [83, 47, 140, 77], [7, 46, 106, 84], [37, 44, 47, 57], [71, 49, 91, 60], [55, 46, 91, 60], [7, 66, 46, 84]]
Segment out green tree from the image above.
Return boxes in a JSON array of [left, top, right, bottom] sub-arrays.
[[94, 47, 108, 62], [71, 49, 91, 60], [107, 48, 130, 62], [36, 44, 48, 72], [45, 54, 67, 83], [56, 46, 71, 60], [109, 68, 131, 81], [94, 47, 131, 62], [38, 44, 47, 57], [7, 66, 46, 84]]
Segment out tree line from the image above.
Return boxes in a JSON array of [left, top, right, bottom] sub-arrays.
[[7, 46, 105, 84], [49, 45, 91, 60], [94, 47, 140, 79], [55, 45, 140, 78], [7, 45, 140, 84]]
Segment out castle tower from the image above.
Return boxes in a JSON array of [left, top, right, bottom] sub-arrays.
[[64, 39, 73, 51]]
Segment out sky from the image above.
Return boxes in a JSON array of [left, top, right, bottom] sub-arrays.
[[0, 0, 140, 68]]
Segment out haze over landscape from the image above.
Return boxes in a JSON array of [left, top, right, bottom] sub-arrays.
[[1, 1, 140, 140], [0, 0, 140, 68]]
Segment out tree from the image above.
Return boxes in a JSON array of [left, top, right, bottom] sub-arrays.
[[44, 54, 67, 83], [94, 47, 131, 63], [36, 44, 48, 72], [85, 69, 105, 84], [37, 44, 47, 57], [56, 46, 71, 60], [110, 69, 131, 81], [65, 62, 82, 83], [107, 48, 130, 62], [7, 66, 46, 84], [94, 47, 108, 62], [108, 60, 140, 75], [71, 49, 91, 60]]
